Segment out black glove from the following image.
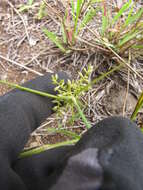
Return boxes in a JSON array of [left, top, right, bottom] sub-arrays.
[[0, 72, 70, 190], [48, 117, 143, 190]]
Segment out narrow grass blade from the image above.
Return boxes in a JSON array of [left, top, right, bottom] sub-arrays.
[[74, 0, 83, 33], [123, 3, 134, 26], [133, 45, 143, 49], [131, 91, 143, 120], [72, 96, 91, 129], [71, 0, 76, 22], [118, 29, 142, 47], [112, 0, 132, 25], [91, 63, 123, 85], [61, 22, 67, 44], [37, 2, 46, 19], [28, 0, 34, 5], [79, 7, 97, 31], [101, 5, 108, 36], [91, 0, 102, 3], [19, 139, 78, 158], [43, 28, 66, 52], [46, 128, 81, 139], [19, 5, 32, 12], [124, 8, 143, 27]]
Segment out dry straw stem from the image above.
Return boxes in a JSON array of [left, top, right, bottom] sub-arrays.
[[42, 0, 62, 20], [7, 1, 30, 43], [0, 54, 43, 76], [122, 51, 131, 116]]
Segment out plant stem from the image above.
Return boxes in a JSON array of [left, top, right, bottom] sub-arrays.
[[91, 63, 123, 85], [74, 0, 83, 33], [131, 91, 143, 121], [0, 80, 71, 102], [0, 80, 58, 99], [19, 139, 78, 158], [72, 96, 91, 129], [46, 127, 81, 139]]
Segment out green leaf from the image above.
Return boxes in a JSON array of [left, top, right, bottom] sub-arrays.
[[112, 0, 132, 25], [133, 45, 143, 49], [91, 0, 102, 3], [19, 5, 31, 12], [72, 96, 91, 129], [28, 0, 34, 6], [74, 0, 83, 33], [37, 2, 46, 19], [46, 128, 81, 139], [123, 3, 134, 27], [124, 8, 143, 27], [43, 28, 66, 52], [19, 139, 78, 158], [101, 7, 108, 36], [118, 30, 142, 47], [71, 0, 76, 22], [61, 22, 67, 44], [131, 91, 143, 120], [19, 1, 36, 12], [79, 7, 97, 30]]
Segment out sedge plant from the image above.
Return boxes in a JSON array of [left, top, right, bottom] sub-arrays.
[[19, 0, 100, 52], [0, 67, 92, 157], [19, 0, 143, 57], [19, 0, 47, 19], [42, 0, 100, 52], [0, 63, 125, 157], [98, 0, 143, 57], [42, 0, 143, 57]]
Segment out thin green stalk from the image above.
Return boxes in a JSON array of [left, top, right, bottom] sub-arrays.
[[74, 0, 83, 33], [0, 80, 58, 99], [46, 127, 81, 139], [103, 42, 143, 80], [19, 139, 78, 158], [131, 91, 143, 121], [91, 63, 123, 86], [72, 96, 91, 129]]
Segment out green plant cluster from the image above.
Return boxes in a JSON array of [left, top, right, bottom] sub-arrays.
[[42, 0, 99, 52], [19, 1, 143, 55], [101, 0, 143, 55], [52, 65, 93, 129], [19, 0, 47, 19]]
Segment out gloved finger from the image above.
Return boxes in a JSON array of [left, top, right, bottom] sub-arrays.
[[0, 71, 69, 164], [14, 146, 73, 190], [0, 71, 69, 190], [47, 117, 143, 190]]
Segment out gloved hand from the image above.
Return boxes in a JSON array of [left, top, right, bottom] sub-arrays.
[[51, 117, 143, 190], [15, 117, 143, 190], [0, 72, 69, 190]]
